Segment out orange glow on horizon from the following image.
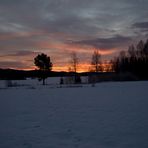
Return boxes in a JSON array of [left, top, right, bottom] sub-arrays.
[[6, 62, 113, 73], [0, 38, 116, 72], [53, 63, 90, 72], [53, 63, 113, 72]]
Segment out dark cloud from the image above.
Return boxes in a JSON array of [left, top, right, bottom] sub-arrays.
[[14, 51, 38, 56], [0, 31, 48, 52], [0, 61, 27, 69], [69, 35, 132, 49], [133, 22, 148, 29], [131, 22, 148, 38], [1, 0, 148, 38], [0, 51, 39, 57]]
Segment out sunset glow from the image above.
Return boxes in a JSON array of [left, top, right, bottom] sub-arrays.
[[0, 0, 148, 71]]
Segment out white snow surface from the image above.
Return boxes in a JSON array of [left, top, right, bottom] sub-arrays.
[[0, 80, 148, 148]]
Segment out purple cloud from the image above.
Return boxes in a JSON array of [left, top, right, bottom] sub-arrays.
[[68, 35, 132, 49], [133, 22, 148, 29]]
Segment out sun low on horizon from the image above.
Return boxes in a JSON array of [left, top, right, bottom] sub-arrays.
[[0, 0, 148, 72]]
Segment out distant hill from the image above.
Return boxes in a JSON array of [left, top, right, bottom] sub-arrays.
[[0, 69, 90, 80], [0, 69, 67, 80], [0, 68, 141, 81]]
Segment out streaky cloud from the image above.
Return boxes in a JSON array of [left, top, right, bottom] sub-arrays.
[[133, 22, 148, 29], [68, 35, 132, 49]]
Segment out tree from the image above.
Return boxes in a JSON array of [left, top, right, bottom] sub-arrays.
[[70, 51, 78, 73], [69, 52, 81, 83], [91, 50, 102, 72], [137, 40, 144, 57], [112, 39, 148, 79], [34, 53, 52, 85], [143, 39, 148, 57], [128, 44, 136, 58]]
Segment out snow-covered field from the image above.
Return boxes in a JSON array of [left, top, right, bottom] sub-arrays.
[[0, 80, 148, 148]]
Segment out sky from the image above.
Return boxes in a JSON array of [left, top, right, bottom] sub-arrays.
[[0, 0, 148, 72]]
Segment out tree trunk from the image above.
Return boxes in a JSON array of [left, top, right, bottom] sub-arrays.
[[43, 78, 45, 85]]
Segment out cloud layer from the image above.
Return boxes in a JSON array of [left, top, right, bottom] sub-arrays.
[[0, 0, 148, 71]]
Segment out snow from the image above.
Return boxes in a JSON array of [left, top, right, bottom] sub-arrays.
[[0, 77, 88, 89], [0, 80, 148, 148]]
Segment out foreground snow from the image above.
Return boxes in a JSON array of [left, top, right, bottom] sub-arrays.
[[0, 81, 148, 148]]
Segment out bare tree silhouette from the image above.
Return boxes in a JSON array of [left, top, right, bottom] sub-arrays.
[[91, 50, 102, 72], [70, 52, 79, 73], [69, 52, 81, 83]]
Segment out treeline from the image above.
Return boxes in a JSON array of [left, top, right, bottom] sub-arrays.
[[0, 69, 90, 80], [0, 69, 67, 80], [112, 39, 148, 79]]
